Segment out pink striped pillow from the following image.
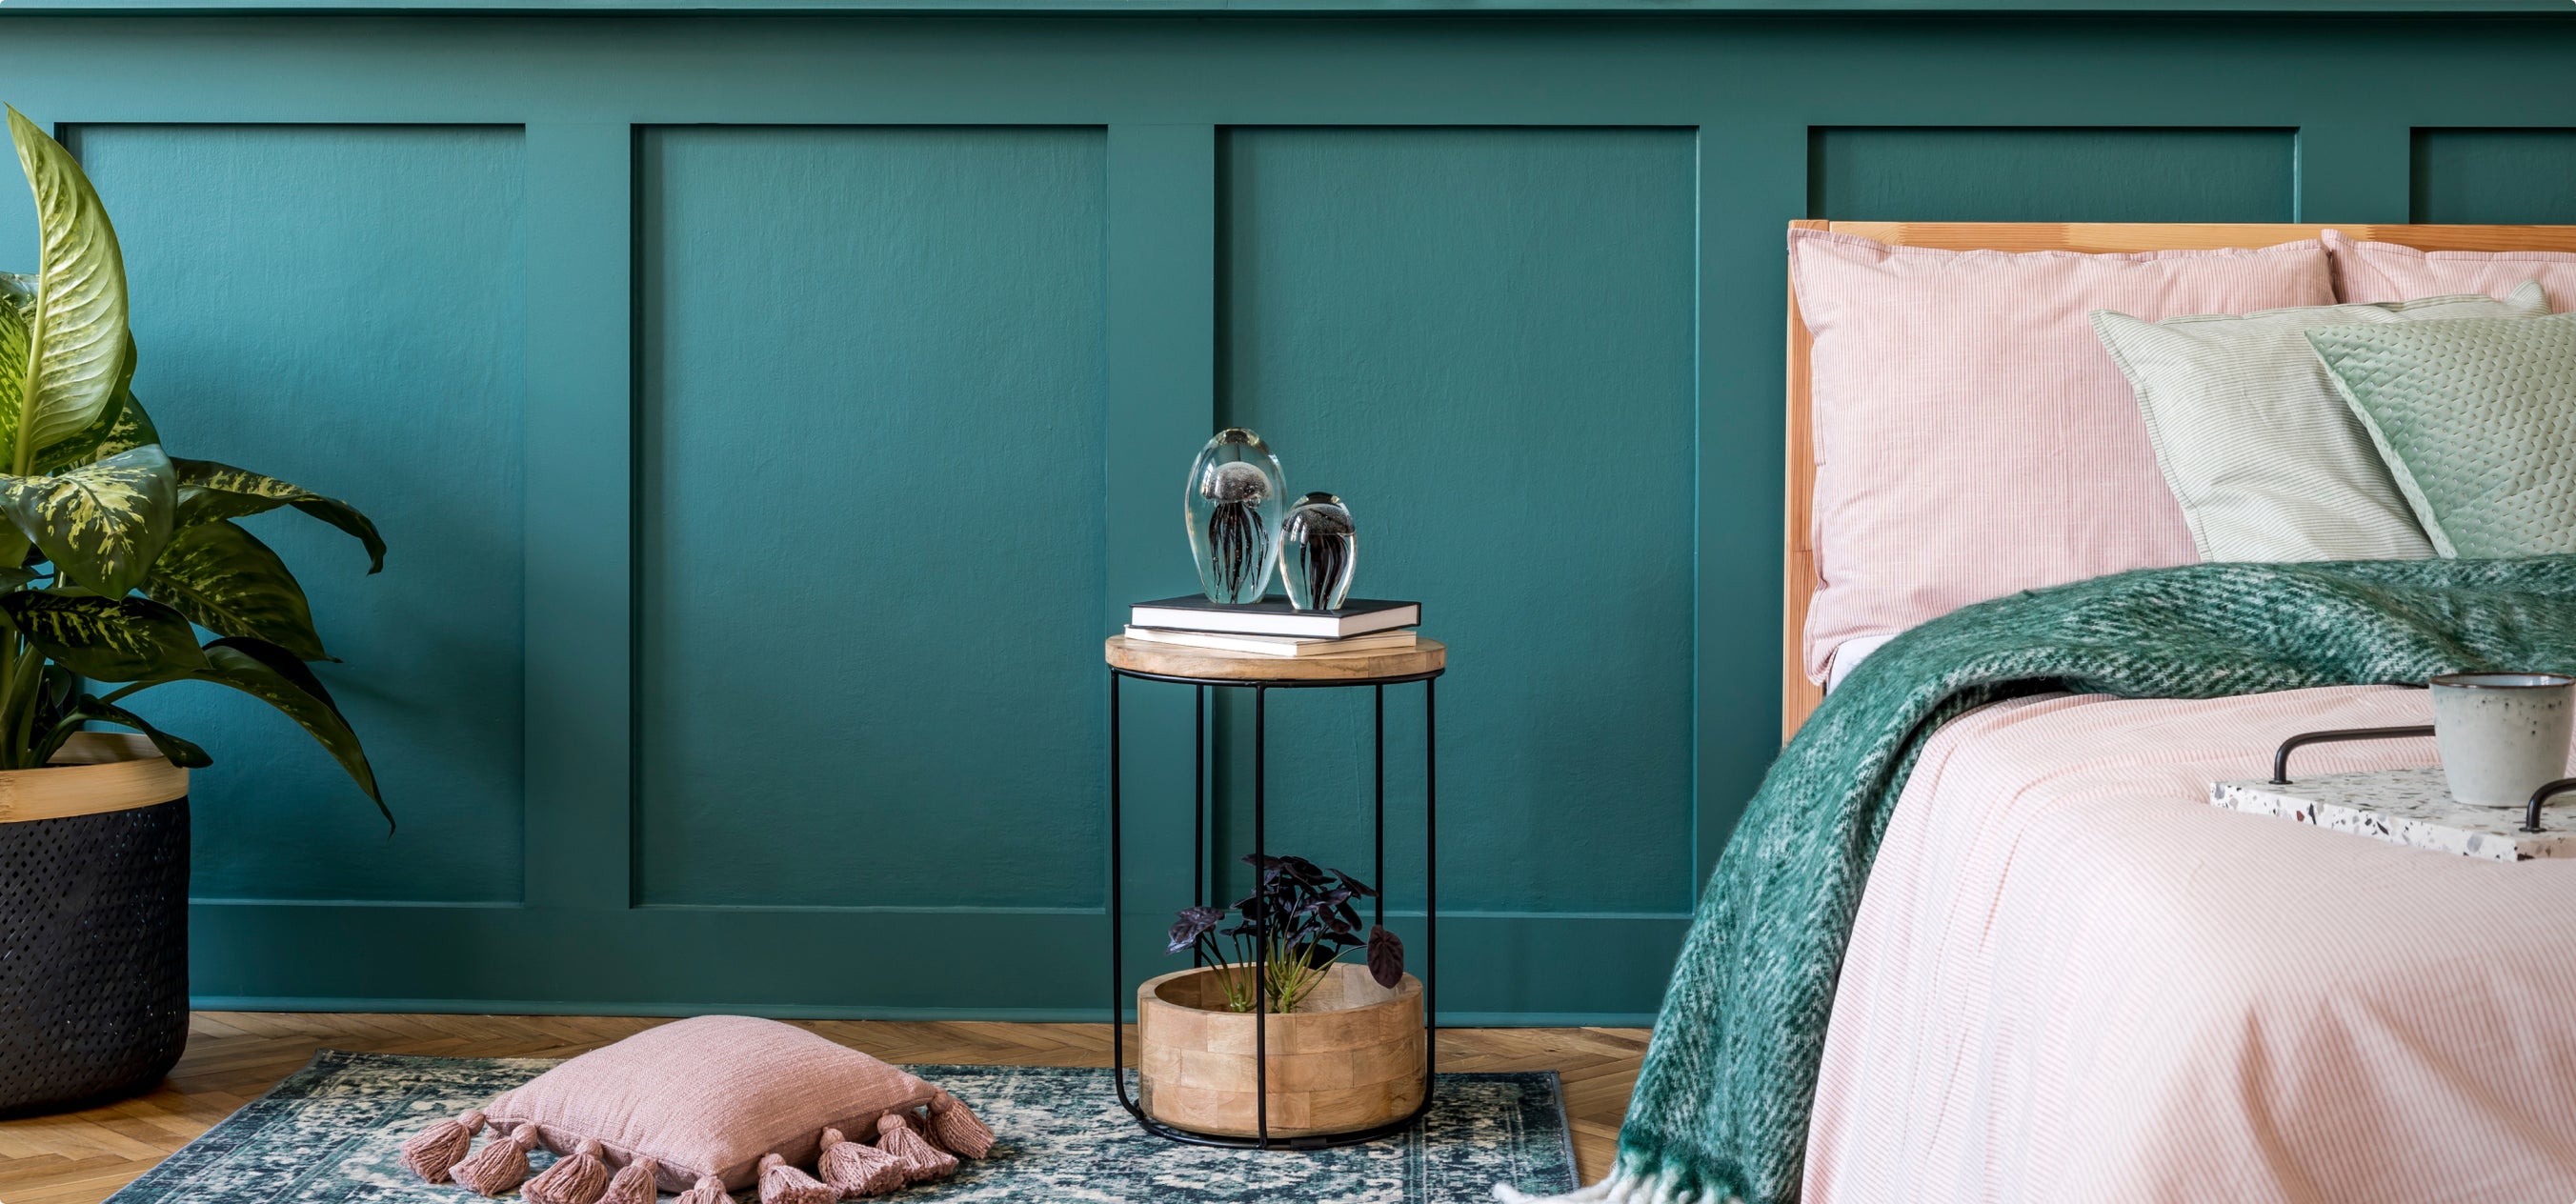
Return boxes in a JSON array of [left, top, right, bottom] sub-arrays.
[[1792, 229, 2333, 682], [2326, 228, 2576, 311]]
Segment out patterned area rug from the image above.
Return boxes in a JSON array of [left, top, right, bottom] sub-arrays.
[[107, 1051, 1576, 1203]]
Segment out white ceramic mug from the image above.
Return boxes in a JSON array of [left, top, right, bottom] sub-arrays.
[[2428, 672, 2576, 808]]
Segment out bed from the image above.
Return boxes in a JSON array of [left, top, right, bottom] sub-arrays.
[[1781, 224, 2576, 1203], [1504, 220, 2576, 1204]]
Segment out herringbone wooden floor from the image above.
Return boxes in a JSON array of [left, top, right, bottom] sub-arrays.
[[0, 1013, 1643, 1204]]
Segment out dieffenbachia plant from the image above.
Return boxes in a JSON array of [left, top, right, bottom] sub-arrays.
[[0, 107, 385, 821]]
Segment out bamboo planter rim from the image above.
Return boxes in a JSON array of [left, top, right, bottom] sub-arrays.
[[0, 732, 189, 824], [1137, 962, 1424, 1015], [1136, 962, 1428, 1139]]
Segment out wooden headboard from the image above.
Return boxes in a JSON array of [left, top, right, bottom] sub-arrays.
[[1782, 221, 2576, 742]]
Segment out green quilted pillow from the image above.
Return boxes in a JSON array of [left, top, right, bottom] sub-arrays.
[[2309, 311, 2576, 557]]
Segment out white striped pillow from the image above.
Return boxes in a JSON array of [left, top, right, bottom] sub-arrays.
[[2090, 280, 2548, 564]]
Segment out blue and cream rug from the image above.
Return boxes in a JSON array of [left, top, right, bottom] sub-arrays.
[[108, 1051, 1576, 1203]]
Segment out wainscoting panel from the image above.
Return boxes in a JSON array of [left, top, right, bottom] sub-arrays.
[[1215, 127, 1699, 916], [1810, 127, 2300, 222], [633, 125, 1110, 910], [2412, 129, 2576, 224], [67, 124, 529, 904], [0, 12, 2561, 1020]]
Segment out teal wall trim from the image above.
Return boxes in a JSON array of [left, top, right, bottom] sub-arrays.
[[0, 13, 2570, 1022], [1812, 128, 2301, 221], [634, 125, 1111, 909], [64, 124, 531, 903]]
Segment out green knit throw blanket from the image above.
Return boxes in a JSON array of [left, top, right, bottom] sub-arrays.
[[1578, 555, 2576, 1204]]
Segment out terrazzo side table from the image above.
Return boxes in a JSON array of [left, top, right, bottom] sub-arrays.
[[1101, 633, 1446, 1151]]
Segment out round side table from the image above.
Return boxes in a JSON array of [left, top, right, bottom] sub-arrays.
[[1104, 633, 1446, 1151]]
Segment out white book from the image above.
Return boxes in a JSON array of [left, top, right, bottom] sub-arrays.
[[1123, 625, 1419, 658], [1128, 594, 1420, 638]]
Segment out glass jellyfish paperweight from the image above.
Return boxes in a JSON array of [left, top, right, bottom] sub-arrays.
[[1281, 492, 1358, 612], [1184, 428, 1287, 604]]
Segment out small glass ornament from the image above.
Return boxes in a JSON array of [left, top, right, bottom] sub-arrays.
[[1184, 428, 1287, 604], [1281, 492, 1358, 612]]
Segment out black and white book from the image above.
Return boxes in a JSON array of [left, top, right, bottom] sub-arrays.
[[1123, 625, 1419, 658], [1128, 594, 1420, 638]]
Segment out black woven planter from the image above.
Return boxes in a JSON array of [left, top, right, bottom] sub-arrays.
[[0, 794, 191, 1117]]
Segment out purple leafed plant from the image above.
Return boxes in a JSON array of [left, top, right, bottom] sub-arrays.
[[1168, 854, 1405, 1013]]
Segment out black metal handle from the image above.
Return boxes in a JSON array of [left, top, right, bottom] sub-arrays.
[[2524, 779, 2576, 834], [2270, 725, 2436, 785]]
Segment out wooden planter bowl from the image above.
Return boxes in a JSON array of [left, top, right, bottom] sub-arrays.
[[1136, 961, 1426, 1138]]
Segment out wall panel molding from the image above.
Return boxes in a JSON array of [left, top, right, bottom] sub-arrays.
[[62, 121, 532, 906], [632, 124, 1111, 911], [1811, 127, 2300, 222], [524, 120, 634, 913], [2412, 128, 2576, 224], [1216, 125, 1698, 916]]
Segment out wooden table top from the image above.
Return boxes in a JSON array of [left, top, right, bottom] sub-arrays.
[[1104, 634, 1445, 683]]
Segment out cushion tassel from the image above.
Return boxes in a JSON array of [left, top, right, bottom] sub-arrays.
[[674, 1174, 734, 1204], [524, 1136, 613, 1204], [451, 1122, 542, 1197], [816, 1127, 907, 1197], [923, 1089, 996, 1159], [397, 1109, 487, 1183], [597, 1154, 661, 1204], [758, 1153, 837, 1204], [874, 1114, 957, 1183]]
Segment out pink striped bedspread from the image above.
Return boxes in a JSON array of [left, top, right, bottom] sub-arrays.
[[1804, 685, 2576, 1204]]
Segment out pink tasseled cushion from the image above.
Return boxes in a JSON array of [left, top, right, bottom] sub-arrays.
[[480, 1015, 972, 1194]]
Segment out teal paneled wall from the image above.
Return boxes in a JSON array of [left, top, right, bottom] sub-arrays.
[[1811, 128, 2299, 221], [2413, 130, 2576, 223], [0, 13, 2566, 1021], [1217, 128, 1697, 915], [69, 124, 529, 903], [634, 126, 1108, 909]]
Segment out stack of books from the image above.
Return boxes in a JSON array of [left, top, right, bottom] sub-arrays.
[[1125, 595, 1421, 658]]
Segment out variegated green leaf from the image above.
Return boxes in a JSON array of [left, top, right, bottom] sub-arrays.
[[30, 335, 139, 472], [171, 457, 382, 573], [86, 384, 156, 464], [0, 444, 174, 597], [143, 518, 326, 660], [196, 636, 383, 820], [0, 281, 26, 438], [0, 275, 132, 475], [0, 592, 206, 681], [47, 694, 211, 769], [6, 108, 130, 472]]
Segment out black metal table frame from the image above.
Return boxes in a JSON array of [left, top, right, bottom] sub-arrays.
[[1107, 662, 1442, 1150]]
